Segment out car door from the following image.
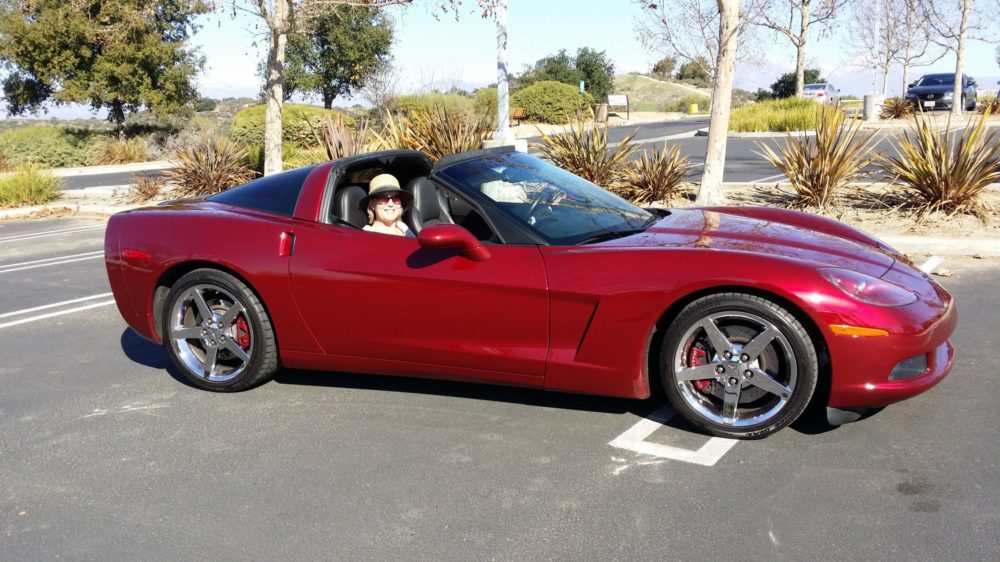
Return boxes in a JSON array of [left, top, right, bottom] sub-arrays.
[[287, 221, 549, 380]]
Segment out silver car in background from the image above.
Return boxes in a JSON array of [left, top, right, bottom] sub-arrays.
[[802, 83, 840, 105]]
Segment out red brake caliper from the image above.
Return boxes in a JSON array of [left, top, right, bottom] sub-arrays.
[[235, 316, 251, 350], [687, 347, 713, 392]]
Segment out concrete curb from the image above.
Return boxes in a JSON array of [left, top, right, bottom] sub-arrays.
[[49, 160, 174, 177], [696, 128, 817, 138]]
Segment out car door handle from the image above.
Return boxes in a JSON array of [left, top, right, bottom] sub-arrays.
[[278, 231, 295, 256]]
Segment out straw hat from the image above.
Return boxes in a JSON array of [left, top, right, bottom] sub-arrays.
[[362, 173, 412, 206]]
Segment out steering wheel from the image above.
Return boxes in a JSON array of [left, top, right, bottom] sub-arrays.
[[525, 187, 559, 223]]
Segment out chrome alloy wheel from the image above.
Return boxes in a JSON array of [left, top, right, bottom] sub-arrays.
[[672, 311, 797, 427], [168, 284, 254, 383]]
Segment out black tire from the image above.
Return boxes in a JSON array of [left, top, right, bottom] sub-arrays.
[[660, 293, 818, 439], [162, 268, 279, 391]]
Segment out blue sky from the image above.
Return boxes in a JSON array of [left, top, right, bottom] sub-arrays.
[[9, 0, 1000, 119]]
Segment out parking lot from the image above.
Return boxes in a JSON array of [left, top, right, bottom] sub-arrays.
[[2, 216, 998, 560]]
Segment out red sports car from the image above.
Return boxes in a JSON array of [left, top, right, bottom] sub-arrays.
[[105, 148, 956, 439]]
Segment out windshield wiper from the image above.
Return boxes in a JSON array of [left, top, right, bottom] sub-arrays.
[[575, 229, 647, 245]]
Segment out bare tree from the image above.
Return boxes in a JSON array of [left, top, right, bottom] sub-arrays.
[[894, 0, 940, 95], [755, 0, 848, 96], [699, 0, 742, 204], [359, 59, 401, 109], [922, 0, 985, 115], [633, 0, 761, 79], [848, 0, 902, 95]]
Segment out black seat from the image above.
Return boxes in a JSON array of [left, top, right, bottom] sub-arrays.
[[333, 185, 367, 228], [409, 177, 454, 232]]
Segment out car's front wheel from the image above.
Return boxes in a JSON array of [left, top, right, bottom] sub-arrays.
[[660, 293, 818, 439], [163, 268, 279, 391]]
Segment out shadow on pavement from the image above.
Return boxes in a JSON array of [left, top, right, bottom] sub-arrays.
[[119, 328, 199, 390]]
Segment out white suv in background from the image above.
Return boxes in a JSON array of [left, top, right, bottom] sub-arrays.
[[802, 83, 840, 105]]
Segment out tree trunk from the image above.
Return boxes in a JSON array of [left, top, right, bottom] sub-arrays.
[[323, 91, 333, 110], [264, 0, 291, 176], [795, 1, 810, 97], [109, 99, 126, 140], [697, 0, 741, 205], [881, 64, 889, 96], [901, 45, 911, 96], [951, 0, 970, 117]]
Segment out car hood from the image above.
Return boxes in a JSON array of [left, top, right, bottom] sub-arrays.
[[598, 208, 895, 277], [907, 85, 955, 95]]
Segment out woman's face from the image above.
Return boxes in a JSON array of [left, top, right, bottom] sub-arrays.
[[373, 194, 403, 224]]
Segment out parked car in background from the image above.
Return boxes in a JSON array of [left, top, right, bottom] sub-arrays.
[[905, 73, 977, 111], [802, 83, 840, 105]]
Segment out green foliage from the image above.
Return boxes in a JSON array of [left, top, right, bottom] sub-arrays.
[[167, 136, 255, 196], [754, 89, 775, 102], [303, 113, 372, 160], [623, 144, 692, 204], [0, 0, 210, 135], [271, 5, 392, 109], [195, 97, 218, 112], [878, 110, 1000, 216], [0, 127, 90, 168], [677, 57, 711, 81], [729, 98, 819, 132], [770, 68, 823, 98], [0, 166, 62, 208], [881, 97, 915, 120], [512, 81, 593, 124], [533, 113, 638, 190], [391, 93, 474, 118], [757, 107, 879, 210], [473, 87, 498, 114], [369, 105, 495, 162], [230, 104, 351, 148], [651, 57, 677, 80], [516, 48, 616, 102]]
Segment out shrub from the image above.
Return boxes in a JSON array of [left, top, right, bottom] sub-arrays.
[[128, 174, 166, 203], [533, 113, 638, 189], [195, 97, 218, 112], [90, 138, 148, 165], [881, 97, 914, 120], [167, 136, 256, 196], [473, 87, 498, 114], [512, 81, 593, 124], [0, 166, 62, 207], [730, 98, 819, 132], [391, 93, 474, 118], [677, 57, 710, 81], [757, 106, 879, 210], [622, 144, 692, 204], [664, 95, 711, 113], [651, 57, 676, 80], [0, 150, 10, 172], [0, 127, 90, 168], [408, 105, 495, 161], [978, 95, 1000, 115], [878, 109, 1000, 216], [230, 104, 352, 148]]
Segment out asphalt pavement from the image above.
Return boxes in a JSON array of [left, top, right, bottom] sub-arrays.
[[1, 217, 998, 560]]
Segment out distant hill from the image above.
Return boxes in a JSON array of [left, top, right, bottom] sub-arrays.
[[612, 74, 711, 112]]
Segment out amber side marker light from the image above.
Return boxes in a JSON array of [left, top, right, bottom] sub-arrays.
[[121, 248, 152, 260], [829, 324, 889, 337]]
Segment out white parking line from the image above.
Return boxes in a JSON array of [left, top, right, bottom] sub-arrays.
[[751, 172, 787, 184], [0, 225, 104, 243], [919, 256, 943, 274], [0, 300, 116, 329], [608, 405, 738, 467], [0, 251, 104, 273], [0, 292, 113, 320]]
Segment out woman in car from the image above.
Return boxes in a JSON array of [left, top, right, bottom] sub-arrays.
[[362, 174, 415, 238]]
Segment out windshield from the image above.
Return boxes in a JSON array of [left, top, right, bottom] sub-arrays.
[[804, 84, 826, 91], [437, 152, 655, 245], [914, 75, 954, 86]]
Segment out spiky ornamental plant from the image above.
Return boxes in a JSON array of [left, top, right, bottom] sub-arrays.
[[167, 137, 255, 196], [878, 109, 1000, 217], [623, 144, 693, 204], [880, 97, 915, 120], [534, 114, 639, 190], [757, 106, 879, 210], [408, 104, 495, 161], [304, 112, 372, 160]]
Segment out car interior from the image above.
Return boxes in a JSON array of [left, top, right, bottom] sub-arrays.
[[326, 155, 501, 243]]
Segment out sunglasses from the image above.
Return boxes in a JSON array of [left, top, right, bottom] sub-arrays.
[[375, 195, 402, 204]]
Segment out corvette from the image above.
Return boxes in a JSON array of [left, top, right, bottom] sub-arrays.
[[105, 148, 956, 439]]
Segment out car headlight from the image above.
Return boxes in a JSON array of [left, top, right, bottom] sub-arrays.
[[820, 268, 918, 307], [944, 91, 953, 99]]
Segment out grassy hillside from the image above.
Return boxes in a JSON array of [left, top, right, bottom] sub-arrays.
[[613, 74, 711, 112]]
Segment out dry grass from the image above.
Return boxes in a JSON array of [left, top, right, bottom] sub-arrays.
[[622, 144, 692, 204], [0, 166, 62, 208], [730, 98, 820, 132], [128, 174, 166, 203], [90, 137, 148, 165], [533, 115, 638, 190], [167, 137, 255, 196], [757, 106, 879, 210], [878, 109, 1000, 217]]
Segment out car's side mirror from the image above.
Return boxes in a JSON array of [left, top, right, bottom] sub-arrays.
[[908, 83, 915, 89], [417, 224, 491, 262]]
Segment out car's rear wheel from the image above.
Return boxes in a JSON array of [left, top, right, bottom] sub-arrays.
[[163, 269, 278, 391], [660, 293, 818, 439]]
